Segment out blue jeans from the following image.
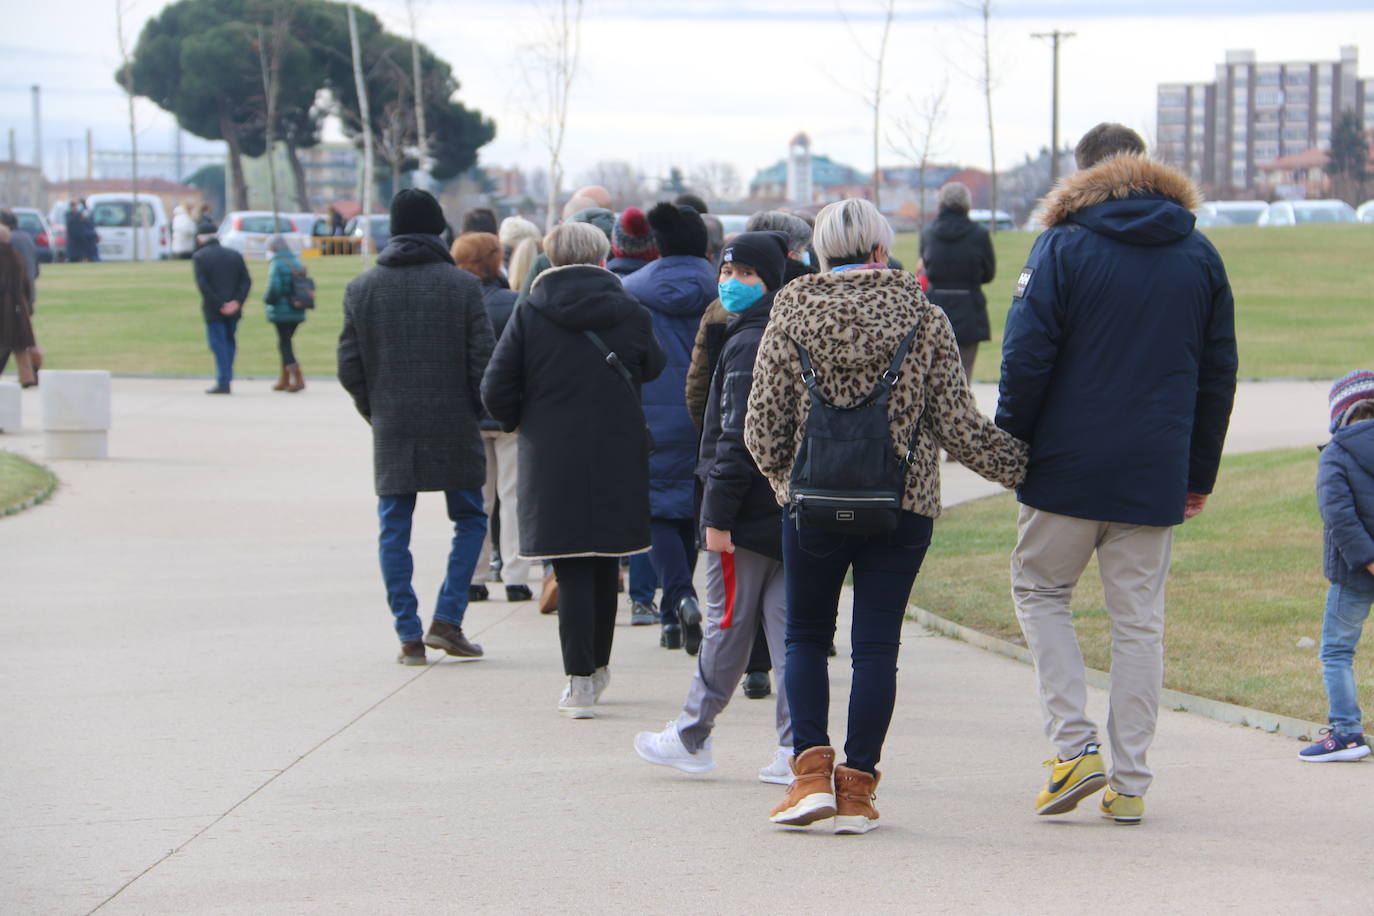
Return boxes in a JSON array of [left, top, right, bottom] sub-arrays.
[[378, 489, 488, 642], [1321, 582, 1372, 732], [650, 518, 697, 624], [782, 509, 933, 774], [628, 552, 658, 605], [205, 316, 240, 387]]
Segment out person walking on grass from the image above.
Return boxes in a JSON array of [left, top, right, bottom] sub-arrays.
[[997, 124, 1237, 825], [192, 222, 251, 395], [338, 189, 495, 667], [635, 231, 796, 785], [1302, 371, 1374, 762], [263, 235, 308, 393], [481, 222, 665, 719], [744, 198, 1028, 835]]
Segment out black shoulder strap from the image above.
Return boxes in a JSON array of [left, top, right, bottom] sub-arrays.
[[582, 328, 638, 396], [791, 323, 921, 408]]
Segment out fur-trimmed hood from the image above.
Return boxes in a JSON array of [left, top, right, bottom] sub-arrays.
[[1040, 154, 1202, 247]]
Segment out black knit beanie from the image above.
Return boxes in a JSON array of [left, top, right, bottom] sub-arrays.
[[647, 202, 708, 258], [721, 231, 789, 291], [390, 189, 447, 235]]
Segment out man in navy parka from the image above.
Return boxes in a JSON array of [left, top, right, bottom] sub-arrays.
[[997, 123, 1238, 823]]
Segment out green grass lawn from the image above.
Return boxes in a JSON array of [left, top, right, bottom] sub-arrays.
[[0, 451, 57, 516], [30, 255, 370, 377], [23, 223, 1374, 380], [891, 223, 1374, 381], [910, 448, 1367, 725]]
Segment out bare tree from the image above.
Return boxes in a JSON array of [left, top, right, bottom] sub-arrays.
[[838, 0, 896, 207], [115, 0, 141, 261], [406, 0, 429, 190], [348, 4, 376, 257], [255, 1, 297, 225], [688, 161, 743, 203], [955, 0, 999, 231], [577, 160, 644, 208], [521, 0, 583, 230], [888, 78, 949, 227]]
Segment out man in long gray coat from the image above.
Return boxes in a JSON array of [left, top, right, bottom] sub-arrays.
[[338, 189, 495, 666]]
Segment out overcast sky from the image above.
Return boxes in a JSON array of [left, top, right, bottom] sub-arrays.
[[3, 0, 1373, 191]]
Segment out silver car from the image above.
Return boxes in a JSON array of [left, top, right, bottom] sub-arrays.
[[1257, 199, 1358, 226]]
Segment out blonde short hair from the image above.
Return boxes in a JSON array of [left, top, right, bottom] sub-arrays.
[[812, 198, 895, 270], [544, 221, 610, 267], [498, 216, 540, 252]]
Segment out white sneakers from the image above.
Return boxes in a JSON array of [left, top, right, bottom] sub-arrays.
[[558, 675, 597, 719], [758, 746, 795, 785], [633, 725, 794, 784], [591, 666, 610, 703], [634, 723, 717, 774]]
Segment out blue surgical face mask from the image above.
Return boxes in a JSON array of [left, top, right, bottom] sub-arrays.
[[719, 277, 765, 313], [800, 250, 811, 266]]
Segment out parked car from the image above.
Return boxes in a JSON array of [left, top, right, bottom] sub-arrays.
[[11, 207, 56, 262], [969, 209, 1016, 232], [217, 211, 301, 259], [1194, 211, 1231, 229], [1257, 199, 1358, 227], [1197, 201, 1267, 226], [1356, 200, 1374, 224], [86, 192, 171, 261], [716, 214, 749, 236], [345, 214, 391, 253]]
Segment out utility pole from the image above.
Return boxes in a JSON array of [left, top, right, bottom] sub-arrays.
[[1031, 29, 1075, 186], [31, 85, 42, 174], [348, 4, 375, 259]]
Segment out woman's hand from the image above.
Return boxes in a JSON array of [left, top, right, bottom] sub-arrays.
[[705, 527, 734, 554]]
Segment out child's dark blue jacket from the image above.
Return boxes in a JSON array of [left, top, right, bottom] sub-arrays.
[[1318, 419, 1374, 589]]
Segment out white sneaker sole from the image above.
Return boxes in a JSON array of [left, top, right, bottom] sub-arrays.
[[770, 792, 836, 826], [633, 736, 716, 774], [1299, 744, 1371, 762], [559, 706, 594, 719], [758, 771, 794, 786], [834, 815, 877, 835]]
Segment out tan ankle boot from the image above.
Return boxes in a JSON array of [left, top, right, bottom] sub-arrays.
[[834, 765, 881, 834], [769, 746, 836, 826], [272, 366, 290, 391], [286, 364, 305, 392]]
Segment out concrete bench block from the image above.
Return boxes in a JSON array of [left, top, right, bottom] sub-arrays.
[[41, 370, 112, 459], [0, 381, 18, 432]]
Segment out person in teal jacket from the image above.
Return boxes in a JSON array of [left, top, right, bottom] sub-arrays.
[[264, 234, 307, 392]]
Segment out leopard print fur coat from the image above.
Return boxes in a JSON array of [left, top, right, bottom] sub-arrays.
[[743, 268, 1028, 518]]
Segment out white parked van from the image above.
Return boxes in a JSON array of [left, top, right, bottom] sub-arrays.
[[85, 193, 171, 261]]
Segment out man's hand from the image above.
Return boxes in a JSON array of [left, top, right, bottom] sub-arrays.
[[220, 300, 241, 316], [1184, 492, 1208, 520], [705, 527, 734, 554]]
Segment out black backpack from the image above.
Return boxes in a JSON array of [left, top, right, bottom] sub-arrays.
[[289, 264, 316, 310], [787, 322, 923, 535]]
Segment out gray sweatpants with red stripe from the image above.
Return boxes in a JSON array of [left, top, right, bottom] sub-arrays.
[[675, 547, 791, 753]]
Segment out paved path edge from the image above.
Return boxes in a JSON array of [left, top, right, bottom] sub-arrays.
[[907, 603, 1326, 742]]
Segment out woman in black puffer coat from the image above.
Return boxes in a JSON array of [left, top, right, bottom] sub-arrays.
[[918, 181, 995, 380]]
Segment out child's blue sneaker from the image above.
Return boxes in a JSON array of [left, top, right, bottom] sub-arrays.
[[1298, 728, 1370, 762]]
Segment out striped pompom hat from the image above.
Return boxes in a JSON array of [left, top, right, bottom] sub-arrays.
[[1329, 370, 1374, 432], [612, 207, 659, 261]]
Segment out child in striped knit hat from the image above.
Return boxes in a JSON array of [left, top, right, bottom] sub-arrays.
[[1302, 370, 1374, 762]]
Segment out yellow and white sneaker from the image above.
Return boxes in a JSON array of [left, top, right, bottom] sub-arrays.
[[1099, 789, 1144, 824], [1035, 742, 1107, 815]]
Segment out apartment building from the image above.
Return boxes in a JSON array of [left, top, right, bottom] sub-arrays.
[[1158, 46, 1373, 195]]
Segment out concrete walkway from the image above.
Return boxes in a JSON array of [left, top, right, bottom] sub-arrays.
[[1, 378, 1365, 915]]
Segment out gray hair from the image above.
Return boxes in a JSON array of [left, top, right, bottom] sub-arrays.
[[745, 210, 813, 254], [544, 221, 610, 267], [937, 182, 971, 214], [498, 216, 540, 251], [812, 198, 894, 270], [266, 234, 289, 253]]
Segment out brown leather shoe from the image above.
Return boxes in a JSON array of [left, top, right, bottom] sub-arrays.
[[538, 567, 559, 615], [396, 640, 427, 666], [769, 746, 836, 826], [272, 367, 290, 391], [834, 765, 881, 834], [286, 364, 306, 392], [424, 619, 483, 658]]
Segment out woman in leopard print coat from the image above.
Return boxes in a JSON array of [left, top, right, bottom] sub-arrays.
[[743, 198, 1028, 832]]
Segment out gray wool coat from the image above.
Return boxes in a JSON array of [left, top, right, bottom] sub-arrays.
[[337, 234, 495, 496]]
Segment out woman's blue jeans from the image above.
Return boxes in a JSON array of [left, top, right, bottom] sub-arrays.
[[782, 509, 933, 774], [1321, 582, 1372, 732], [378, 489, 487, 642]]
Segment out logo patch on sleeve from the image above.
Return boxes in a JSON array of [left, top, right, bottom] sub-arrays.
[[1014, 267, 1034, 298]]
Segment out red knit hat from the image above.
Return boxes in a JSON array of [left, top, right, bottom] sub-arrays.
[[612, 207, 658, 261]]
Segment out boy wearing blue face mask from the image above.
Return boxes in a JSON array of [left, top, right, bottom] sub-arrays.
[[635, 231, 797, 783]]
